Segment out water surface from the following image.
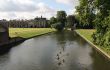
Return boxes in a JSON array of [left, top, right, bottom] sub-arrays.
[[0, 31, 110, 70]]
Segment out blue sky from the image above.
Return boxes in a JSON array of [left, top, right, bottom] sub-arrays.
[[0, 0, 79, 20]]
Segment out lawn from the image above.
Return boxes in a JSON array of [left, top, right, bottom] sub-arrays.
[[9, 28, 55, 38], [75, 29, 96, 41], [76, 29, 110, 57]]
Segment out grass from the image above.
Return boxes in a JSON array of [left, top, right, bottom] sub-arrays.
[[75, 29, 95, 41], [75, 29, 110, 57], [9, 28, 55, 38]]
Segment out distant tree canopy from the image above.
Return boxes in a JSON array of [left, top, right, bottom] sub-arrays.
[[50, 17, 57, 24], [50, 11, 67, 31], [66, 15, 75, 27], [57, 11, 67, 27]]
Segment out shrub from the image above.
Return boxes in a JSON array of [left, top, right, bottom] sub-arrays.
[[52, 22, 64, 31]]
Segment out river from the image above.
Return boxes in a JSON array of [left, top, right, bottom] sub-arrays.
[[0, 31, 110, 70]]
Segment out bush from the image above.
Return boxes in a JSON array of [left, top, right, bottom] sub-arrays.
[[53, 22, 64, 31], [92, 15, 110, 47]]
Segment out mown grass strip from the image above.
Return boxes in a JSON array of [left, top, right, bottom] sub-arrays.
[[9, 28, 56, 38]]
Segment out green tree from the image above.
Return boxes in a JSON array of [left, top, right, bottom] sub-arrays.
[[53, 22, 64, 31], [57, 11, 67, 27], [50, 17, 57, 24], [76, 0, 95, 28], [66, 15, 75, 28], [53, 11, 67, 31], [92, 0, 110, 47]]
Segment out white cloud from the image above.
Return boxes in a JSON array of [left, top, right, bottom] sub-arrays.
[[0, 0, 38, 12], [37, 3, 56, 13], [0, 0, 56, 20], [36, 3, 56, 19], [0, 0, 79, 20], [12, 3, 56, 20], [56, 0, 79, 6], [67, 9, 76, 15], [56, 0, 79, 15]]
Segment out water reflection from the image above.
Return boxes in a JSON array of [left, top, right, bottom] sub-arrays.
[[0, 31, 110, 70]]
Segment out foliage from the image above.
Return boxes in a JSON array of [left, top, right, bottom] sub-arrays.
[[76, 0, 95, 29], [92, 0, 110, 48], [56, 11, 67, 27], [53, 22, 64, 31], [76, 0, 110, 48], [92, 15, 110, 47], [76, 29, 110, 56], [49, 17, 57, 26], [66, 15, 75, 27], [51, 11, 67, 31]]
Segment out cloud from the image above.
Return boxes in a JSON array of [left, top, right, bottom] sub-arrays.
[[67, 9, 76, 15], [56, 0, 79, 15], [0, 0, 78, 20], [0, 0, 39, 12], [36, 3, 56, 18], [37, 3, 56, 14], [0, 0, 56, 20], [56, 0, 79, 6], [12, 3, 56, 20]]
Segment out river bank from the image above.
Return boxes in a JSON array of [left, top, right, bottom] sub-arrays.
[[0, 37, 25, 55], [0, 28, 56, 55], [75, 29, 110, 60]]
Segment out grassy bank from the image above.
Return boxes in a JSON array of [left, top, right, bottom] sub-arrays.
[[9, 28, 55, 38], [75, 29, 110, 59], [76, 29, 95, 41]]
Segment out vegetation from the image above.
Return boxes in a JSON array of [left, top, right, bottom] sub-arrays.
[[92, 0, 110, 48], [76, 0, 95, 29], [76, 0, 110, 52], [49, 17, 57, 27], [66, 15, 76, 28], [50, 11, 67, 31], [56, 11, 67, 28], [76, 29, 110, 55], [9, 28, 55, 38], [76, 29, 95, 41]]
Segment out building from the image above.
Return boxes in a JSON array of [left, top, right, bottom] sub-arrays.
[[34, 16, 48, 28], [9, 16, 49, 28], [0, 20, 9, 44], [9, 20, 29, 28]]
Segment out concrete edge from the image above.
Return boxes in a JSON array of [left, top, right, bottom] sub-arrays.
[[75, 30, 110, 61]]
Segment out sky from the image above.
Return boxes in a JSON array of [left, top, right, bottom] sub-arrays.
[[0, 0, 79, 20]]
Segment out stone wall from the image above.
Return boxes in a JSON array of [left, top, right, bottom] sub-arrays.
[[0, 20, 9, 44]]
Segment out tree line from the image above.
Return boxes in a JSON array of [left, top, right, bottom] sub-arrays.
[[49, 11, 78, 31]]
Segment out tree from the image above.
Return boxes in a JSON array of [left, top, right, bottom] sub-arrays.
[[66, 15, 75, 28], [53, 22, 64, 31], [76, 0, 95, 29], [49, 17, 57, 27], [92, 0, 110, 47], [52, 11, 67, 31], [57, 11, 67, 27]]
